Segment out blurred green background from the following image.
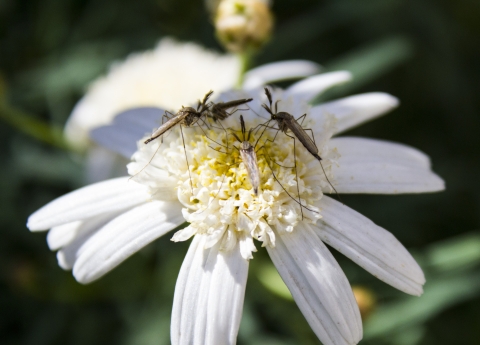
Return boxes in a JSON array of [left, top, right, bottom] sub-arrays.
[[1, 0, 480, 344]]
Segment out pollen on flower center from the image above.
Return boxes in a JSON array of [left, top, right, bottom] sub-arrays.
[[127, 113, 336, 260]]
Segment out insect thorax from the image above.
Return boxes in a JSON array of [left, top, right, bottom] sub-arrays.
[[209, 105, 228, 121], [272, 112, 292, 132], [182, 107, 201, 126], [240, 142, 254, 151]]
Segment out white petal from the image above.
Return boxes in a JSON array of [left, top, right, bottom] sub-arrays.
[[27, 177, 151, 231], [72, 200, 183, 283], [47, 221, 83, 251], [285, 71, 352, 102], [330, 137, 445, 194], [243, 60, 321, 90], [58, 238, 90, 271], [331, 137, 431, 168], [171, 235, 249, 345], [89, 107, 164, 158], [267, 224, 362, 345], [47, 209, 128, 251], [56, 211, 124, 270], [314, 196, 425, 296], [310, 93, 399, 134]]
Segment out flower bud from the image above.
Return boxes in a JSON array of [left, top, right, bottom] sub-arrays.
[[352, 286, 377, 320], [214, 0, 273, 53]]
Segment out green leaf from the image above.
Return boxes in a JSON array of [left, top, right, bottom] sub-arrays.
[[257, 263, 292, 300], [426, 231, 480, 272], [364, 272, 480, 339]]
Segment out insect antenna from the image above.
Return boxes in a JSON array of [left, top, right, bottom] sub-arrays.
[[198, 90, 214, 112], [264, 87, 273, 108], [239, 114, 247, 139]]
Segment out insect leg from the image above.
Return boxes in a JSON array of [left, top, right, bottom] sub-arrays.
[[258, 149, 320, 215], [257, 143, 295, 169], [284, 133, 304, 220], [213, 118, 231, 152], [179, 125, 194, 195], [296, 113, 307, 125], [194, 117, 228, 148], [254, 120, 278, 148], [302, 128, 317, 147], [129, 141, 163, 181], [298, 126, 340, 200], [247, 103, 269, 121], [160, 111, 177, 144]]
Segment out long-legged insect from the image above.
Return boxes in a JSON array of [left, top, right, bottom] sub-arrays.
[[259, 87, 338, 195], [230, 115, 261, 195], [260, 87, 321, 160], [144, 91, 212, 144], [144, 91, 253, 144], [141, 91, 252, 193]]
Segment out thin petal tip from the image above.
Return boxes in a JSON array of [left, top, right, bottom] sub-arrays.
[[422, 174, 446, 193], [26, 213, 46, 232], [375, 92, 400, 108], [72, 267, 97, 285], [331, 70, 353, 82], [408, 284, 424, 297]]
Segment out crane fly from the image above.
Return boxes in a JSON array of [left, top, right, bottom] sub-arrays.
[[144, 91, 212, 144], [231, 115, 261, 195], [259, 87, 339, 197], [261, 87, 321, 161], [141, 91, 252, 194], [144, 91, 252, 144]]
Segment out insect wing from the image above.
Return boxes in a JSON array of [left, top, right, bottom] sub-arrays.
[[211, 98, 253, 120], [145, 111, 189, 144], [285, 114, 320, 159], [218, 98, 253, 110], [240, 145, 261, 195]]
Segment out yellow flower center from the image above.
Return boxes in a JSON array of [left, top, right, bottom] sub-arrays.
[[128, 114, 334, 259]]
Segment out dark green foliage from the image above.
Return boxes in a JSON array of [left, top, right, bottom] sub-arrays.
[[1, 0, 480, 344]]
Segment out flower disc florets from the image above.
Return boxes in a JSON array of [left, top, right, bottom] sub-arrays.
[[127, 90, 339, 260]]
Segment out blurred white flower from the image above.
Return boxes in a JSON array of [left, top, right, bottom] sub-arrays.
[[65, 38, 241, 149], [28, 74, 444, 345]]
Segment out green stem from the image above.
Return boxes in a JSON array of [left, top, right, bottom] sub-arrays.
[[0, 102, 77, 151], [236, 50, 253, 88]]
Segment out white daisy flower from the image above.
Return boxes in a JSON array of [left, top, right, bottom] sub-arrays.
[[28, 74, 444, 345]]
